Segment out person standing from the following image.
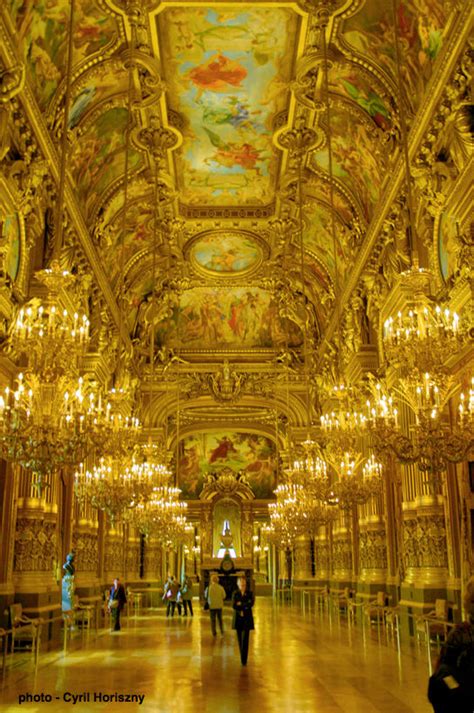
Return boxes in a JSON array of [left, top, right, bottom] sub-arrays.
[[205, 574, 226, 636], [428, 582, 474, 712], [163, 576, 180, 617], [181, 575, 194, 617], [109, 577, 127, 632], [232, 576, 254, 665]]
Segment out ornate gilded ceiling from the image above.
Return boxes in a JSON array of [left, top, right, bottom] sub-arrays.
[[1, 0, 471, 491]]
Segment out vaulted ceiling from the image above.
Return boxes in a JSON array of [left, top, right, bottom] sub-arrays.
[[2, 0, 468, 497]]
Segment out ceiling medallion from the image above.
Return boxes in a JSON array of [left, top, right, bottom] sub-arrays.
[[185, 229, 265, 278]]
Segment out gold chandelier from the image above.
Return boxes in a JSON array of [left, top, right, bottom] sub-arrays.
[[364, 1, 473, 482], [0, 265, 101, 491]]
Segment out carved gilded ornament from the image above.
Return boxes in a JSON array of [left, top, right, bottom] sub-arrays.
[[359, 530, 388, 572], [332, 536, 352, 575], [402, 513, 448, 573], [14, 518, 57, 572], [72, 531, 99, 572], [200, 468, 254, 502]]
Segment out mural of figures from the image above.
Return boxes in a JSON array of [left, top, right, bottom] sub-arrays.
[[70, 108, 143, 206], [303, 203, 350, 282], [341, 0, 448, 113], [178, 432, 277, 499], [329, 63, 392, 131], [190, 232, 262, 274], [311, 111, 385, 221], [1, 214, 21, 282], [438, 211, 462, 282], [155, 287, 302, 350], [158, 6, 300, 204], [9, 0, 118, 110]]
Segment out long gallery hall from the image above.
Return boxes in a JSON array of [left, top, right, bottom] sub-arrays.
[[0, 0, 473, 712]]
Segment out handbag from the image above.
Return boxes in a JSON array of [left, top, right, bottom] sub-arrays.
[[166, 589, 173, 599], [204, 601, 209, 611], [109, 598, 119, 609]]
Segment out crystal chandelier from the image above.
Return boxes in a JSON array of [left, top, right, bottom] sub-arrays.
[[0, 266, 100, 492], [383, 282, 462, 374], [88, 386, 141, 458], [367, 374, 473, 477], [74, 450, 160, 521]]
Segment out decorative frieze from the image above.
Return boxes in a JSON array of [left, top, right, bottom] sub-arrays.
[[14, 517, 56, 572]]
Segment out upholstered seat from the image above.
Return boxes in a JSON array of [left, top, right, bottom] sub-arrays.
[[415, 599, 450, 647], [9, 603, 41, 654], [364, 591, 388, 625]]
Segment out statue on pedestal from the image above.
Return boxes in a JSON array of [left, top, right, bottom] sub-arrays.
[[61, 552, 75, 613]]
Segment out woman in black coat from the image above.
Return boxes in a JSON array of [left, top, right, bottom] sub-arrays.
[[109, 577, 127, 631], [232, 577, 255, 665]]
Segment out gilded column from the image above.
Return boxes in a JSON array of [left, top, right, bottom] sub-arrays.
[[13, 470, 59, 597], [71, 496, 99, 596], [103, 520, 125, 586], [293, 534, 313, 584], [143, 536, 162, 581], [0, 461, 18, 621], [314, 524, 330, 586], [331, 512, 352, 586], [358, 490, 388, 588]]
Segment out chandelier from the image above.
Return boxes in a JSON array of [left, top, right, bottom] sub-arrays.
[[0, 265, 100, 492], [88, 386, 141, 458], [367, 373, 473, 478]]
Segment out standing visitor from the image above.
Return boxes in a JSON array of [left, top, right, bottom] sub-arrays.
[[205, 574, 226, 636], [428, 580, 474, 713], [232, 576, 254, 666], [181, 575, 194, 617], [109, 577, 127, 632], [163, 575, 180, 617]]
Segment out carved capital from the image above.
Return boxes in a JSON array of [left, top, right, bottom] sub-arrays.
[[277, 125, 319, 158]]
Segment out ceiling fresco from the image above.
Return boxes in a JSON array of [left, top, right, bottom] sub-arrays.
[[153, 287, 303, 351], [9, 0, 119, 111], [178, 432, 277, 499], [310, 107, 387, 221], [155, 6, 303, 206], [67, 59, 131, 130], [301, 201, 351, 283], [188, 231, 264, 276], [70, 108, 144, 212], [328, 61, 393, 132], [339, 0, 450, 112]]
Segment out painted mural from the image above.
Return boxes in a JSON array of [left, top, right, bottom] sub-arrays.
[[68, 62, 131, 130], [342, 0, 449, 112], [70, 108, 143, 208], [158, 7, 300, 204], [9, 0, 118, 110], [303, 203, 349, 283], [190, 232, 262, 274], [438, 211, 460, 282], [311, 111, 384, 221], [329, 63, 392, 132], [178, 432, 277, 499], [155, 287, 303, 350], [1, 214, 21, 282]]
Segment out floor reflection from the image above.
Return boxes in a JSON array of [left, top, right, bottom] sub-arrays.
[[0, 598, 432, 712]]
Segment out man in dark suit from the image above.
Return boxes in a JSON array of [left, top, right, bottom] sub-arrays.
[[109, 577, 127, 631], [232, 576, 255, 665]]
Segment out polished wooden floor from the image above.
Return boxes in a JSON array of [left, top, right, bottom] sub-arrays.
[[0, 598, 433, 713]]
